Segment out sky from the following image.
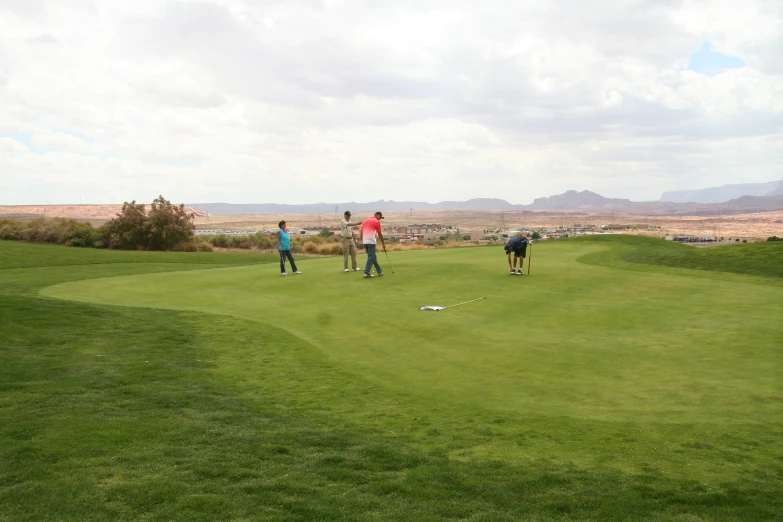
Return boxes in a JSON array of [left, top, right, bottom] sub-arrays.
[[0, 0, 781, 206]]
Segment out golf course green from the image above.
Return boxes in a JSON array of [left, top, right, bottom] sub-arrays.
[[2, 237, 782, 520]]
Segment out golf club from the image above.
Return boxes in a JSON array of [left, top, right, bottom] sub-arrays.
[[527, 241, 532, 275], [420, 296, 486, 311], [383, 246, 395, 273]]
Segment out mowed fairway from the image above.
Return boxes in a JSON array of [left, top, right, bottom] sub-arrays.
[[4, 238, 783, 520], [42, 240, 781, 425]]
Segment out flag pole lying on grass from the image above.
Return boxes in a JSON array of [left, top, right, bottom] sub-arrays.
[[420, 296, 486, 312]]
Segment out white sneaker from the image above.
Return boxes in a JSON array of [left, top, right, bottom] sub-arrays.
[[517, 269, 523, 275], [345, 269, 349, 272], [364, 273, 374, 278], [354, 268, 362, 271], [510, 270, 516, 275], [294, 271, 302, 274], [281, 272, 288, 276]]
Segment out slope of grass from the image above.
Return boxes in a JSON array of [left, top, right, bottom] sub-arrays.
[[2, 239, 782, 520], [574, 234, 783, 278]]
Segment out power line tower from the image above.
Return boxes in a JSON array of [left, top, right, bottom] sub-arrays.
[[500, 212, 506, 231]]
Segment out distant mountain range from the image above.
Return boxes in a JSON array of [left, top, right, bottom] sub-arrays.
[[660, 180, 783, 203], [189, 198, 521, 215], [521, 190, 783, 215], [190, 180, 783, 216]]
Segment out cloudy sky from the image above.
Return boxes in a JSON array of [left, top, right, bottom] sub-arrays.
[[1, 0, 781, 205]]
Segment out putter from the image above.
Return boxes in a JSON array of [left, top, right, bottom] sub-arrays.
[[420, 296, 486, 311], [383, 246, 395, 273]]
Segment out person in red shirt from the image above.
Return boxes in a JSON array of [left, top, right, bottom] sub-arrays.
[[360, 211, 386, 278]]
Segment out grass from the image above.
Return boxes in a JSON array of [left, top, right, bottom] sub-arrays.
[[574, 235, 783, 278], [2, 238, 782, 520]]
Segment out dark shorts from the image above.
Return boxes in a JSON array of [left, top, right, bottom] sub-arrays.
[[505, 246, 526, 257]]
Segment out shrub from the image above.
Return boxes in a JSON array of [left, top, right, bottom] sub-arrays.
[[228, 236, 251, 249], [12, 217, 96, 245], [172, 242, 196, 252], [768, 236, 782, 242], [0, 223, 21, 240], [303, 235, 325, 246], [102, 195, 195, 250], [146, 196, 195, 251], [103, 201, 148, 249], [172, 241, 214, 252], [64, 222, 98, 247], [255, 232, 274, 249], [209, 234, 230, 248], [317, 242, 341, 255]]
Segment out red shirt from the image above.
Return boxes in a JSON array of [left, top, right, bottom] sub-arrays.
[[361, 218, 382, 244]]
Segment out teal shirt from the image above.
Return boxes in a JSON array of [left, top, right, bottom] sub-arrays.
[[278, 228, 291, 250]]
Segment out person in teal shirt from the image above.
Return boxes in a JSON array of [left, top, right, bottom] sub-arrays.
[[276, 220, 301, 276]]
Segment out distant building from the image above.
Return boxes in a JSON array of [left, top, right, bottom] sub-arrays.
[[194, 229, 260, 236]]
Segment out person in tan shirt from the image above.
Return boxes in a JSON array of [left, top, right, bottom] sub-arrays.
[[339, 211, 361, 272]]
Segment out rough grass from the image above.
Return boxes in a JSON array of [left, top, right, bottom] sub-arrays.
[[2, 238, 782, 520]]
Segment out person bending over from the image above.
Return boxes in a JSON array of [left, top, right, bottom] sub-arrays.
[[504, 235, 530, 275]]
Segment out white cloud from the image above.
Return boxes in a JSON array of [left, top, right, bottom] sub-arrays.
[[0, 0, 781, 205]]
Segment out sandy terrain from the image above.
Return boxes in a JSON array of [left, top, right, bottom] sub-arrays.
[[192, 209, 783, 241], [2, 205, 781, 240], [0, 204, 208, 224]]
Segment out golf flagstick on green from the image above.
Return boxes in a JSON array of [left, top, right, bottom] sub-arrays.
[[420, 296, 486, 311]]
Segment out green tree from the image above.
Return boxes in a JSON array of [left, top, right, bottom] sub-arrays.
[[64, 221, 99, 247], [101, 196, 195, 251], [531, 231, 541, 239], [102, 201, 148, 249], [146, 195, 195, 251]]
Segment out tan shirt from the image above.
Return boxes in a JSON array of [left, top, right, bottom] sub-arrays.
[[340, 218, 357, 239]]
